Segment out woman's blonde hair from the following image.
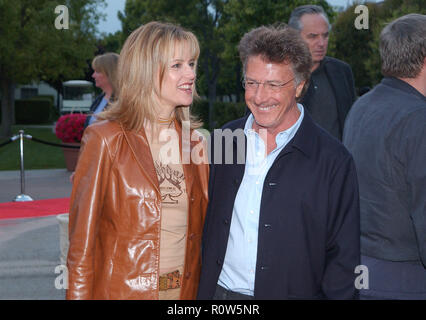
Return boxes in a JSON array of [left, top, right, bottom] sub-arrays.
[[98, 21, 202, 131], [92, 52, 120, 96]]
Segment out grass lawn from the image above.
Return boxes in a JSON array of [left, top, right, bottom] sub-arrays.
[[0, 125, 66, 171]]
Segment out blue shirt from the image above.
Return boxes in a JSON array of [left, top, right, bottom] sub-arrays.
[[218, 104, 304, 295], [88, 98, 108, 125]]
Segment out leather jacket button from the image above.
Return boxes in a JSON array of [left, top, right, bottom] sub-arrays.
[[189, 233, 195, 240], [185, 272, 191, 279]]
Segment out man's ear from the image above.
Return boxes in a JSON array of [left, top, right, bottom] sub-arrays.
[[295, 80, 306, 99]]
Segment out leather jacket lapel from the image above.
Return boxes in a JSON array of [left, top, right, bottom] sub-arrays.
[[120, 124, 161, 195]]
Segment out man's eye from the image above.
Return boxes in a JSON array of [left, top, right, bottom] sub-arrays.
[[268, 83, 281, 88], [246, 81, 257, 86]]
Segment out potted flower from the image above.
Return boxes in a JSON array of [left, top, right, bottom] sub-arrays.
[[55, 113, 87, 171]]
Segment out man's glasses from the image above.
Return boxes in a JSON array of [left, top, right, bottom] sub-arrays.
[[242, 78, 295, 92]]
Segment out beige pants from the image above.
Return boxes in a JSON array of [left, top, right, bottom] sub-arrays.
[[159, 287, 181, 300]]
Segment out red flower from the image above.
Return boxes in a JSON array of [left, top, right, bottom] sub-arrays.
[[55, 113, 87, 143]]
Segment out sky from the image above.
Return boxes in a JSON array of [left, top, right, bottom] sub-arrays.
[[97, 0, 381, 34], [97, 0, 126, 35]]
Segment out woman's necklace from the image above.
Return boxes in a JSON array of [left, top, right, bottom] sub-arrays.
[[157, 116, 175, 126]]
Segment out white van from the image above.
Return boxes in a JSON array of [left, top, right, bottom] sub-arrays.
[[61, 80, 94, 113]]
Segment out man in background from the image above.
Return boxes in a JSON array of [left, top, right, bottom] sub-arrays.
[[343, 14, 426, 299], [289, 4, 356, 141]]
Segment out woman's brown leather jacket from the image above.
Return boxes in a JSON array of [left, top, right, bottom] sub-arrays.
[[66, 120, 209, 299]]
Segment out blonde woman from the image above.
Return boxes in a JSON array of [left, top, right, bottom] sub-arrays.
[[85, 52, 119, 128], [66, 22, 209, 300]]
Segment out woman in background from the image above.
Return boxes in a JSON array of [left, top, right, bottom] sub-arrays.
[[66, 22, 208, 300], [69, 53, 119, 181], [84, 52, 119, 128]]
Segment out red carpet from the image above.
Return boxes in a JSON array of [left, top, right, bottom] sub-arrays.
[[0, 198, 70, 220]]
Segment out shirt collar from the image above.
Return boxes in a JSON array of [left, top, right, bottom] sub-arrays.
[[244, 103, 304, 150], [382, 77, 426, 102]]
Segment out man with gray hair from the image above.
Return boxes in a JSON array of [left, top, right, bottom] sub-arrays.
[[198, 24, 360, 300], [289, 5, 356, 141], [343, 14, 426, 299]]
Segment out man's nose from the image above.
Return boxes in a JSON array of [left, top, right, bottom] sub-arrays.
[[253, 84, 269, 105], [318, 36, 327, 47]]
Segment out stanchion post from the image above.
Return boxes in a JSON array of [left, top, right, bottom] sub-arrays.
[[14, 130, 33, 202]]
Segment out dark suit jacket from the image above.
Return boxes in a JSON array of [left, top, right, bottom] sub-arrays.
[[197, 110, 360, 300], [301, 56, 356, 139]]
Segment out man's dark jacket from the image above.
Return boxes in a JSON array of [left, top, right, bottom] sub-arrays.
[[343, 77, 426, 266], [198, 110, 361, 300], [301, 56, 356, 139]]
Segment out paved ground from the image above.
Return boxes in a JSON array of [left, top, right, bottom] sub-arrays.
[[0, 169, 73, 203], [0, 169, 72, 300]]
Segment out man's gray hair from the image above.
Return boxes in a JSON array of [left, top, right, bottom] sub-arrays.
[[380, 13, 426, 79], [288, 5, 331, 31], [238, 24, 312, 101]]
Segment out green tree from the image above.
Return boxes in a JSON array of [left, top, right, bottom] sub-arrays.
[[97, 30, 124, 54], [330, 0, 426, 91], [328, 2, 381, 89], [0, 0, 105, 138]]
